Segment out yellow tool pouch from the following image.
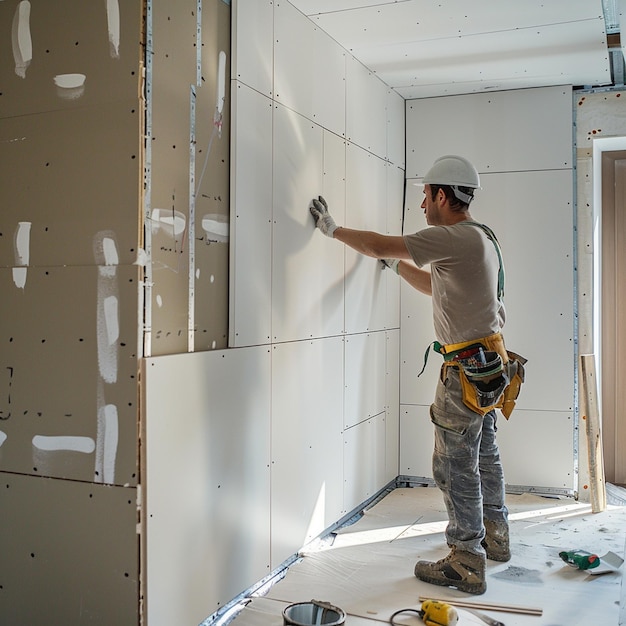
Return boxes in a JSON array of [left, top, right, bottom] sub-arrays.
[[439, 334, 527, 419]]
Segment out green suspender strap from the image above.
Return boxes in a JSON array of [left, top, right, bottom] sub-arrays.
[[458, 221, 505, 301]]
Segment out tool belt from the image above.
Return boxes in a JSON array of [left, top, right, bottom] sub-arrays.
[[425, 333, 527, 419]]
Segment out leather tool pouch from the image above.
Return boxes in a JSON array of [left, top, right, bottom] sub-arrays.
[[444, 348, 527, 419]]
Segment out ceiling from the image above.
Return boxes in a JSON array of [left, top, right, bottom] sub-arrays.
[[289, 0, 620, 99]]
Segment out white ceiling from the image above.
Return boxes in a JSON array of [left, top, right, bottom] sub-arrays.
[[289, 0, 614, 99]]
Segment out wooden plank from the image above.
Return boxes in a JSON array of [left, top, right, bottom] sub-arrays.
[[580, 354, 607, 512]]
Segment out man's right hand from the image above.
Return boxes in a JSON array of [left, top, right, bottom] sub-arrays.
[[309, 195, 338, 238]]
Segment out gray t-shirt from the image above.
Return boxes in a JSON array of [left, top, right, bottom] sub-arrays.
[[403, 221, 506, 345]]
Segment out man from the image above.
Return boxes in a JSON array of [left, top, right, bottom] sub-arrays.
[[310, 155, 524, 595]]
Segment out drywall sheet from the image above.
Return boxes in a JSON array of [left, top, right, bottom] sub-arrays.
[[229, 81, 273, 347], [0, 265, 140, 486], [345, 143, 389, 334], [143, 346, 271, 625], [400, 405, 435, 478], [346, 54, 388, 158], [387, 90, 406, 169], [344, 411, 387, 509], [384, 164, 403, 327], [0, 102, 142, 268], [231, 0, 273, 97], [344, 331, 387, 429], [272, 105, 345, 343], [193, 0, 231, 352], [148, 0, 231, 355], [0, 473, 138, 625], [0, 0, 142, 119], [385, 330, 400, 480], [406, 85, 573, 177], [497, 409, 574, 489], [148, 1, 198, 355], [297, 1, 610, 100], [402, 87, 575, 492], [274, 0, 346, 138], [270, 337, 344, 567]]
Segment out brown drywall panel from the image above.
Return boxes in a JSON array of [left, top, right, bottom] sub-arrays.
[[0, 265, 140, 486], [0, 473, 138, 625], [193, 0, 230, 352], [149, 0, 231, 356], [0, 0, 142, 118], [0, 101, 142, 268], [148, 1, 198, 355]]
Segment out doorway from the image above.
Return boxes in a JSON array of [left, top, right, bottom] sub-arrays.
[[601, 149, 626, 485]]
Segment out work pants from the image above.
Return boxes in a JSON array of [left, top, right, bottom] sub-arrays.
[[430, 365, 508, 556]]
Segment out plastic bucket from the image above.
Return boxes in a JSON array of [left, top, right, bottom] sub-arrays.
[[283, 600, 345, 626]]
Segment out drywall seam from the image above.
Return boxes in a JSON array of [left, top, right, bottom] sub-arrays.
[[189, 86, 197, 352], [106, 0, 121, 58], [196, 0, 202, 86], [143, 0, 154, 358], [93, 232, 121, 484], [13, 221, 31, 289], [95, 382, 119, 484], [12, 1, 31, 78], [32, 435, 96, 453]]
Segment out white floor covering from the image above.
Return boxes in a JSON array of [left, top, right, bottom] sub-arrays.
[[231, 487, 626, 626]]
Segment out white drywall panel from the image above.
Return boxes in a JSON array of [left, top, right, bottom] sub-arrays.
[[361, 22, 609, 99], [272, 106, 345, 342], [399, 404, 574, 494], [343, 412, 387, 511], [294, 0, 398, 14], [476, 169, 575, 413], [302, 1, 603, 47], [387, 89, 406, 169], [385, 164, 404, 329], [344, 144, 388, 334], [405, 86, 573, 177], [270, 337, 344, 567], [344, 331, 387, 429], [402, 103, 575, 490], [497, 410, 574, 490], [346, 55, 388, 159], [399, 189, 439, 407], [231, 0, 273, 97], [399, 404, 434, 478], [385, 330, 401, 481], [143, 347, 271, 625], [275, 1, 346, 137], [229, 82, 273, 347]]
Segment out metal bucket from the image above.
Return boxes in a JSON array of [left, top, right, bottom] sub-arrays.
[[283, 600, 345, 626]]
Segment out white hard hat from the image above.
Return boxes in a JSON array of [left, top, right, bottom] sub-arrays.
[[421, 155, 480, 205]]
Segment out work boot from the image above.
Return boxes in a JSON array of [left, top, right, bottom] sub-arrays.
[[481, 519, 510, 562], [414, 546, 486, 595]]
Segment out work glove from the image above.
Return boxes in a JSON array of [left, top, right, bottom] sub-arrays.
[[309, 195, 338, 238], [381, 259, 399, 274]]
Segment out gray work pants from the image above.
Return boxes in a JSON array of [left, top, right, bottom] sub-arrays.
[[430, 365, 509, 555]]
